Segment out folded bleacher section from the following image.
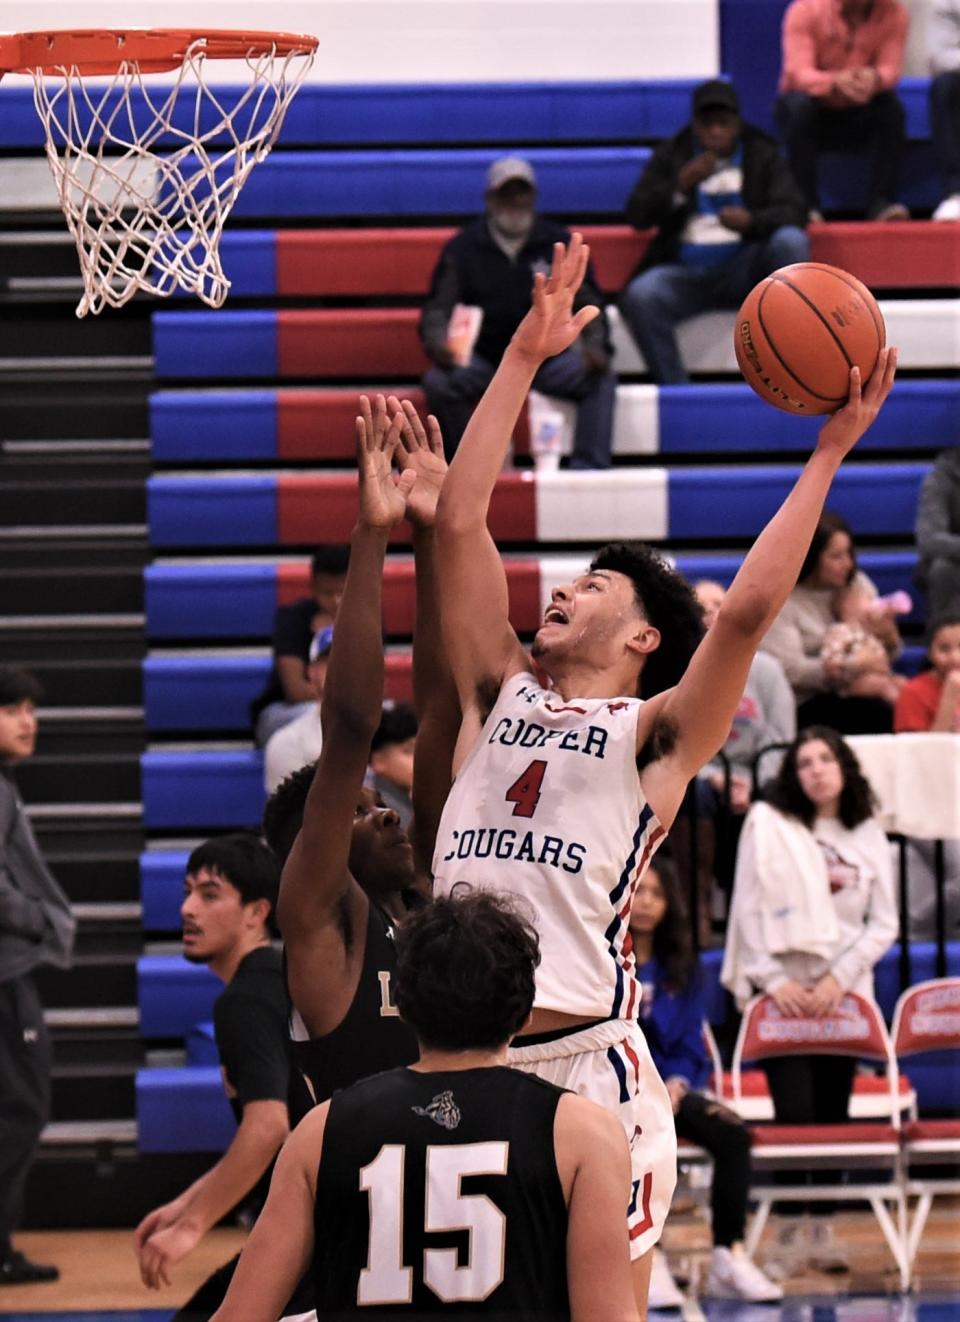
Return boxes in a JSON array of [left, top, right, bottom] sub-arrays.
[[114, 76, 958, 1151]]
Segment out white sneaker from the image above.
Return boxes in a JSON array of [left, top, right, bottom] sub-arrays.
[[705, 1246, 784, 1302], [933, 193, 960, 221], [648, 1248, 684, 1310], [807, 1218, 849, 1273]]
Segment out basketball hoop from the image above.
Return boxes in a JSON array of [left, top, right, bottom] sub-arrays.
[[0, 29, 318, 316]]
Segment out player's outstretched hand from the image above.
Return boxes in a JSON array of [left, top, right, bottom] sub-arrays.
[[816, 346, 897, 461], [386, 395, 448, 529], [509, 234, 600, 367], [356, 394, 417, 531]]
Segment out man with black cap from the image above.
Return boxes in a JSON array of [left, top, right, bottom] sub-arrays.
[[621, 79, 809, 384], [419, 155, 615, 467]]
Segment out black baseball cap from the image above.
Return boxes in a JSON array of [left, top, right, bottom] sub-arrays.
[[692, 79, 739, 116]]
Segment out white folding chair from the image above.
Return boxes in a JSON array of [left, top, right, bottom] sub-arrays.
[[891, 977, 960, 1272], [732, 991, 909, 1289]]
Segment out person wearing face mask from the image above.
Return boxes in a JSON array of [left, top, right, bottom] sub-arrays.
[[620, 79, 809, 384], [419, 156, 615, 467]]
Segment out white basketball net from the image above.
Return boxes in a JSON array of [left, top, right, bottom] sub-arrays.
[[29, 39, 315, 316]]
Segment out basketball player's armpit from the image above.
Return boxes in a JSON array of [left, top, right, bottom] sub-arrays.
[[636, 713, 678, 772], [475, 674, 503, 725]]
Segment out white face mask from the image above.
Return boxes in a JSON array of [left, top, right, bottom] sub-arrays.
[[489, 204, 535, 240]]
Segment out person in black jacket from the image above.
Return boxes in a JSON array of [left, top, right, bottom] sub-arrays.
[[420, 156, 615, 468], [0, 666, 75, 1286], [620, 80, 809, 384]]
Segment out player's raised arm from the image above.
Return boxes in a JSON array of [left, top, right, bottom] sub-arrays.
[[388, 398, 460, 876], [641, 349, 898, 826], [435, 237, 600, 710], [209, 1107, 327, 1322], [277, 399, 414, 993]]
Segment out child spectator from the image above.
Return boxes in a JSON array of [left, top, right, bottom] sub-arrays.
[[894, 615, 960, 732], [629, 855, 783, 1306], [819, 579, 908, 708], [251, 545, 349, 745]]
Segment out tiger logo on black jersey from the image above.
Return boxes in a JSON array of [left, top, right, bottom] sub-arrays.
[[412, 1090, 462, 1130]]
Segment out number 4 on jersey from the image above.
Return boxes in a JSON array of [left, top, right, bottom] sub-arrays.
[[504, 760, 547, 819]]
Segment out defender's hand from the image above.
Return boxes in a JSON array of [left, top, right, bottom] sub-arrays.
[[356, 394, 416, 531], [509, 235, 600, 368], [387, 395, 448, 529]]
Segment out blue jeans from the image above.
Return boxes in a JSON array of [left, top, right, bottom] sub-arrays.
[[424, 345, 615, 468], [619, 225, 810, 384], [931, 71, 960, 198]]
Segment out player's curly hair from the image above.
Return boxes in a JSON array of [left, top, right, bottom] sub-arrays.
[[590, 543, 705, 698], [394, 888, 540, 1051], [261, 760, 317, 866], [766, 725, 877, 830]]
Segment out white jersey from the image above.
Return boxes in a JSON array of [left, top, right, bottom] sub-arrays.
[[433, 672, 666, 1020]]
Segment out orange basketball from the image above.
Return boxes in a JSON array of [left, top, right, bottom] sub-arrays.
[[734, 262, 885, 415]]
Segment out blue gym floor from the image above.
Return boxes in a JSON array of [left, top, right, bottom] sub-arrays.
[[3, 1296, 959, 1322]]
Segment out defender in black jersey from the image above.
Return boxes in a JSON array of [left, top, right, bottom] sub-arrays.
[[211, 892, 639, 1322], [260, 396, 458, 1113]]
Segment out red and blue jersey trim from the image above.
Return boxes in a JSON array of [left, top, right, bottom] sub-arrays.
[[605, 804, 666, 1019]]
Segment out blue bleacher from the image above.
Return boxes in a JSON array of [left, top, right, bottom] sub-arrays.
[[136, 1067, 234, 1153], [137, 954, 220, 1037], [141, 749, 265, 829]]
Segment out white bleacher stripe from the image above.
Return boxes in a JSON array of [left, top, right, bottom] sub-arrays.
[[608, 301, 960, 374], [612, 383, 660, 455], [535, 469, 668, 542]]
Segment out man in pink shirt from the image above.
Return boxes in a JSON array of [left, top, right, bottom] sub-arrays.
[[776, 0, 910, 220]]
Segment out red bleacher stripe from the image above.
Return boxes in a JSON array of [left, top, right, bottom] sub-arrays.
[[809, 221, 959, 289], [277, 555, 542, 630], [276, 229, 457, 297], [277, 310, 427, 378], [749, 1122, 899, 1145], [277, 387, 429, 460], [277, 473, 536, 546], [384, 652, 413, 703]]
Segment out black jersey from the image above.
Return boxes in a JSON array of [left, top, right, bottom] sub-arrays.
[[290, 900, 418, 1117], [312, 1066, 570, 1320]]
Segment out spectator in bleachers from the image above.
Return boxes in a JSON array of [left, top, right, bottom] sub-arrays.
[[0, 665, 75, 1287], [916, 446, 960, 619], [263, 627, 330, 795], [674, 581, 797, 946], [776, 0, 911, 221], [620, 79, 809, 384], [930, 0, 960, 219], [629, 855, 783, 1306], [895, 614, 960, 731], [369, 702, 417, 831], [419, 156, 615, 467], [760, 511, 904, 733], [251, 545, 349, 745], [721, 725, 897, 1273], [135, 835, 308, 1317]]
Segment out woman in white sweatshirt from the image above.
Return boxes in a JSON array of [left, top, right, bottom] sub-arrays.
[[722, 724, 898, 1272]]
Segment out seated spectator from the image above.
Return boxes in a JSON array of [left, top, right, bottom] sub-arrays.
[[895, 614, 960, 732], [419, 156, 615, 467], [263, 628, 330, 794], [629, 855, 783, 1306], [916, 446, 960, 620], [621, 79, 809, 384], [675, 581, 797, 944], [251, 545, 349, 745], [368, 702, 417, 831], [930, 0, 960, 220], [818, 577, 906, 707], [760, 511, 904, 733], [721, 725, 897, 1274], [776, 0, 910, 221]]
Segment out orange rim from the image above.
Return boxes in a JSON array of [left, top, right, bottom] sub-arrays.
[[0, 29, 318, 76]]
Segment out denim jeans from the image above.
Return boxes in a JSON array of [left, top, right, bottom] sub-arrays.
[[619, 225, 810, 384], [424, 345, 616, 468], [931, 71, 960, 198]]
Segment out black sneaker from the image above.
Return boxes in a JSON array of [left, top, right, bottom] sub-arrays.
[[0, 1249, 60, 1284]]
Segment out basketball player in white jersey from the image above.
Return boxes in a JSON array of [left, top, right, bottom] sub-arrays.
[[425, 233, 897, 1315]]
